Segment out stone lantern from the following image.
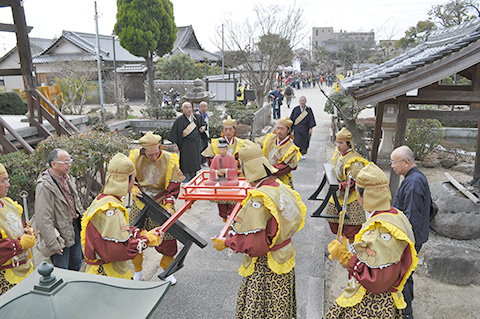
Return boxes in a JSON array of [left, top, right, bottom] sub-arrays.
[[184, 78, 216, 109], [377, 103, 397, 168]]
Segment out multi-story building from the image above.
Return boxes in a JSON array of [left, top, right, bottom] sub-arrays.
[[312, 27, 375, 48]]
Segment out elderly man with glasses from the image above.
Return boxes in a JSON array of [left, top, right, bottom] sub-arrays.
[[34, 148, 84, 271], [390, 145, 431, 319]]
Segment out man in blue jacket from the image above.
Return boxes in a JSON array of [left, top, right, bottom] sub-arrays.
[[391, 145, 431, 319]]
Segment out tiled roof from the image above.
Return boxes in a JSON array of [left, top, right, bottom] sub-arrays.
[[341, 18, 480, 104], [33, 30, 144, 64], [172, 25, 220, 62], [116, 64, 147, 73]]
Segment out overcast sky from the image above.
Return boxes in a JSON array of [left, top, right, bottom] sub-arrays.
[[0, 0, 440, 55]]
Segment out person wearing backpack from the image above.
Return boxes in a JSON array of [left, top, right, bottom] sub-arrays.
[[236, 84, 244, 105], [284, 85, 294, 108]]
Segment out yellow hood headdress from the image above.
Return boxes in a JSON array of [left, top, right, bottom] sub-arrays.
[[238, 140, 278, 183], [139, 131, 162, 149], [356, 162, 391, 212], [103, 153, 135, 197], [336, 127, 354, 149]]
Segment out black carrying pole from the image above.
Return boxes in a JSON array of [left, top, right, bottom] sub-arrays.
[[133, 194, 207, 280]]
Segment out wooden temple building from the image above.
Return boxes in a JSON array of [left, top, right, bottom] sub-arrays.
[[341, 18, 480, 195]]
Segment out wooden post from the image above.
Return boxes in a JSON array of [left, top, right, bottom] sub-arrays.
[[370, 102, 385, 163], [11, 1, 36, 126], [389, 99, 409, 198], [471, 64, 480, 177]]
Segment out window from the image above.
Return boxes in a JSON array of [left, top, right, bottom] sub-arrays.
[[316, 30, 318, 36]]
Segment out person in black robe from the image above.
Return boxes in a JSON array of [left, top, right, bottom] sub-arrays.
[[169, 102, 206, 182], [289, 96, 316, 159]]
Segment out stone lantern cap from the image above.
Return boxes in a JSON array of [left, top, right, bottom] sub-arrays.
[[184, 78, 216, 103], [0, 262, 170, 318]]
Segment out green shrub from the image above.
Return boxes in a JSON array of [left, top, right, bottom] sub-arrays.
[[154, 126, 173, 140], [0, 91, 28, 115], [208, 108, 224, 139], [0, 151, 39, 209], [324, 91, 353, 115], [141, 104, 176, 119], [405, 118, 443, 161], [32, 131, 132, 208], [225, 101, 258, 125]]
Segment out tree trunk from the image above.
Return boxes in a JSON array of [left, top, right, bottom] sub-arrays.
[[344, 118, 370, 160], [146, 51, 157, 107]]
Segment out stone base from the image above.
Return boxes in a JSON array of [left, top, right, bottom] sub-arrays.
[[430, 182, 480, 240], [424, 244, 480, 286]]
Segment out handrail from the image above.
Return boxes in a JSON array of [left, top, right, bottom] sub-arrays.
[[27, 88, 80, 134], [0, 116, 34, 154]]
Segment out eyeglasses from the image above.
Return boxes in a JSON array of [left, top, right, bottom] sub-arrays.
[[389, 158, 408, 165], [0, 178, 9, 185], [55, 159, 74, 165]]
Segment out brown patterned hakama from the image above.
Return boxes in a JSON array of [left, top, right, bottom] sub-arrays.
[[325, 291, 404, 319], [236, 255, 297, 319], [0, 270, 15, 295]]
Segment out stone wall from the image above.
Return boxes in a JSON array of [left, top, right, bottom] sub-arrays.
[[251, 102, 272, 139]]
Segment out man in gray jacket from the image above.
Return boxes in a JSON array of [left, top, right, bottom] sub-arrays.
[[34, 149, 84, 270]]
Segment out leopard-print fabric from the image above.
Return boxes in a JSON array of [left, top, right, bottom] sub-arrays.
[[96, 264, 108, 276], [325, 291, 404, 319], [129, 201, 174, 241], [236, 255, 297, 319], [0, 270, 15, 296], [326, 200, 365, 226]]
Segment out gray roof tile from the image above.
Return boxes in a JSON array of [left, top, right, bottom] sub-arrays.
[[341, 18, 480, 94]]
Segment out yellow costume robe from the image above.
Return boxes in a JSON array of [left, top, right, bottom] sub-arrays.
[[255, 133, 300, 188], [0, 197, 33, 294]]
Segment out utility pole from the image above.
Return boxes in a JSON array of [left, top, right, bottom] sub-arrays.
[[222, 24, 224, 80], [112, 33, 119, 118], [94, 1, 104, 123]]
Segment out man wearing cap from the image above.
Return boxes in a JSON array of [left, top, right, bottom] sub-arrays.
[[326, 163, 418, 318], [81, 153, 163, 279], [326, 127, 370, 242], [212, 140, 306, 319], [255, 117, 301, 189], [0, 163, 36, 295], [169, 102, 207, 183], [128, 131, 183, 283], [34, 149, 84, 271], [202, 116, 245, 169], [202, 116, 245, 220], [289, 96, 316, 159]]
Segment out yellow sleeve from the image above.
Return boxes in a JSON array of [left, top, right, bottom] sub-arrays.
[[129, 149, 139, 167]]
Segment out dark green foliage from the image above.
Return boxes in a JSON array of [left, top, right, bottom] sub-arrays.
[[0, 151, 38, 207], [154, 126, 173, 141], [324, 91, 353, 115], [115, 0, 176, 58], [225, 101, 258, 125], [208, 108, 224, 139], [396, 20, 436, 49], [141, 104, 176, 119], [32, 132, 132, 208], [156, 55, 223, 80], [0, 92, 28, 115], [405, 118, 443, 161]]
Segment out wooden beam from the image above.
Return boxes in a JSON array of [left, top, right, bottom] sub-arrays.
[[390, 99, 409, 198], [11, 1, 36, 90], [0, 22, 32, 33], [471, 64, 480, 177], [0, 68, 23, 76], [407, 90, 480, 104], [406, 110, 480, 121], [0, 0, 14, 8], [370, 102, 384, 163]]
